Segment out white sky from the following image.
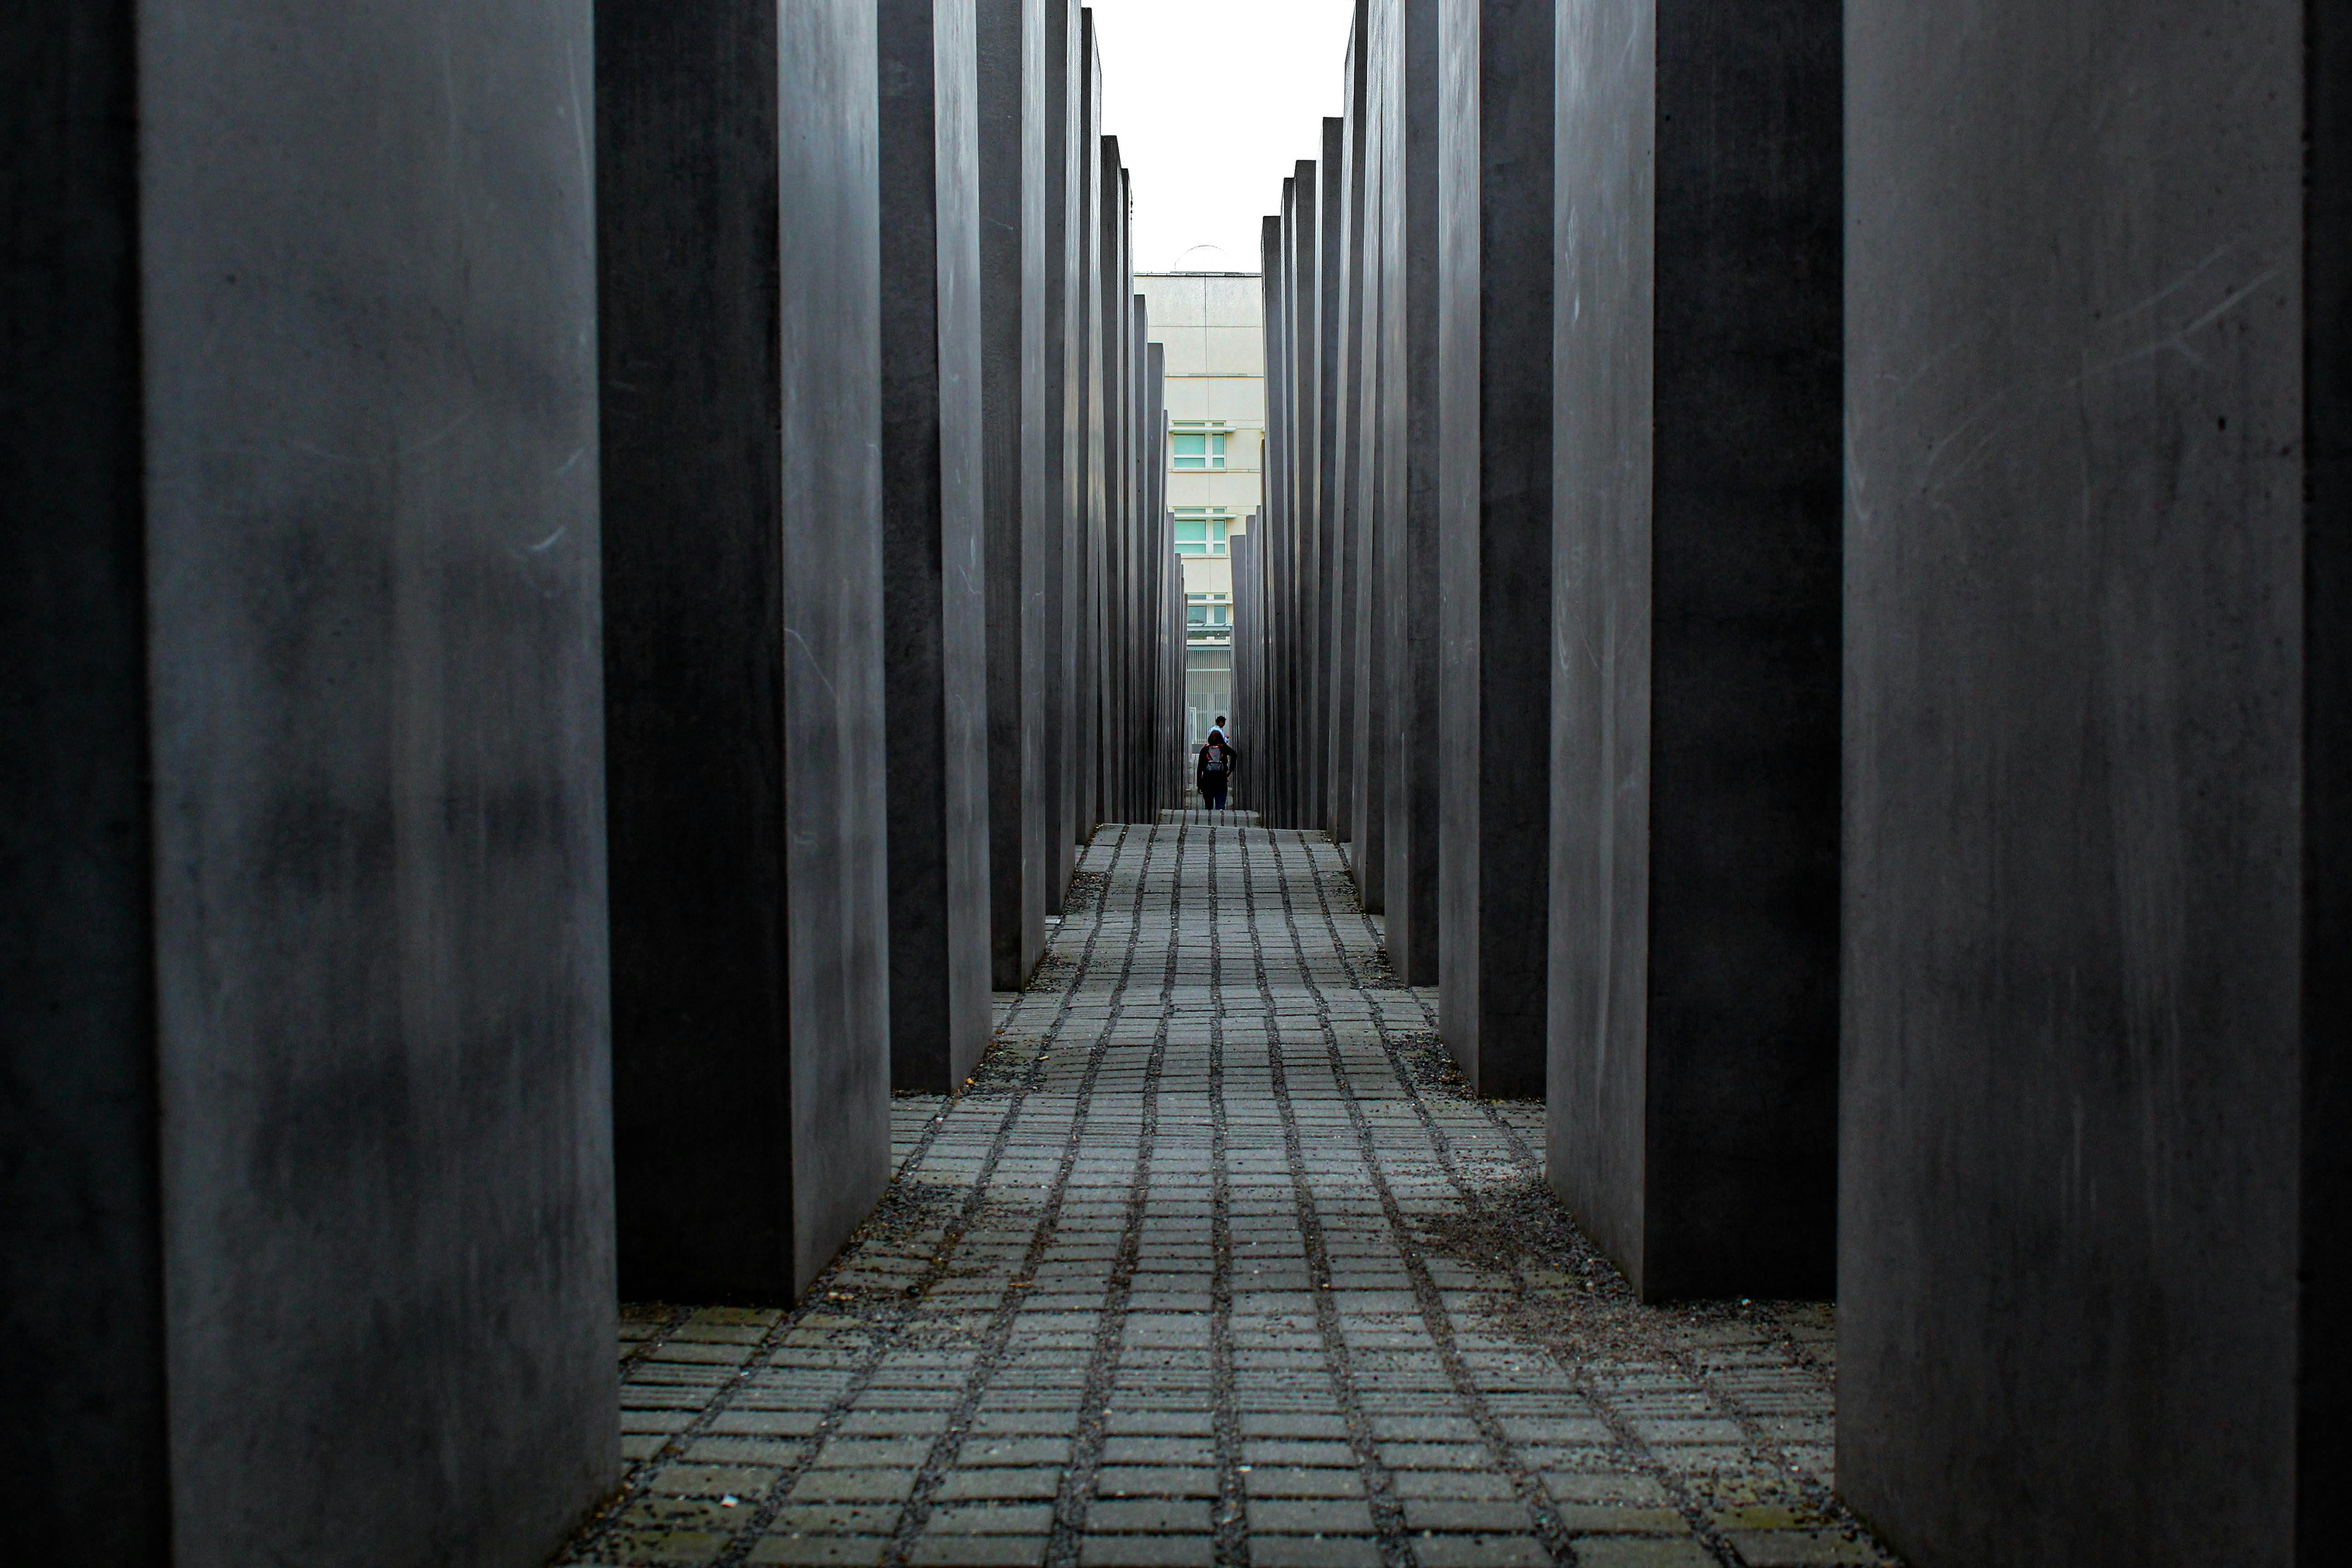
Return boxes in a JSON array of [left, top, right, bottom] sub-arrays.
[[1088, 0, 1357, 274]]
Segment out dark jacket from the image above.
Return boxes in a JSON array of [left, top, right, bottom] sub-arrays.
[[1196, 737, 1238, 795]]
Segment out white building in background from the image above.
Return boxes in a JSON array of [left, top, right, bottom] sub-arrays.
[[1138, 271, 1264, 752]]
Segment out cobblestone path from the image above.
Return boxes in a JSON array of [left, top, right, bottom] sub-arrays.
[[560, 824, 1894, 1568]]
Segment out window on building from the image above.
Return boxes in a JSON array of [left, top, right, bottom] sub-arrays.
[[1186, 647, 1233, 749], [1186, 591, 1231, 641], [1171, 423, 1228, 471], [1173, 508, 1230, 557]]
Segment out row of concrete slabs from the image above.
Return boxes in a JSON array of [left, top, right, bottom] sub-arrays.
[[1243, 1, 2345, 1565], [3, 1, 1181, 1563]]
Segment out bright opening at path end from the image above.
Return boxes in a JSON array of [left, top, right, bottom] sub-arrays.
[[1088, 0, 1356, 273]]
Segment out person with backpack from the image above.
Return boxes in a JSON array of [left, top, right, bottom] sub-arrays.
[[1196, 729, 1237, 810]]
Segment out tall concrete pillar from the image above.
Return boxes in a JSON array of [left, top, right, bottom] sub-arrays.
[[1435, 0, 1552, 1095], [601, 0, 890, 1299], [1073, 18, 1104, 841], [1546, 0, 1841, 1299], [1841, 2, 2345, 1563], [1124, 291, 1152, 816], [1348, 0, 1390, 911], [1291, 162, 1324, 829], [1379, 0, 1444, 985], [1096, 150, 1124, 826], [1317, 124, 1349, 841], [1334, 23, 1373, 876], [979, 0, 1047, 990], [881, 0, 992, 1091], [1233, 525, 1261, 810], [1262, 212, 1296, 825], [1146, 336, 1170, 808], [5, 3, 614, 1560], [1041, 0, 1080, 911]]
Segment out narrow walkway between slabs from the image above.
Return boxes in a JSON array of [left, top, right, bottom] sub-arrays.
[[560, 824, 1891, 1568]]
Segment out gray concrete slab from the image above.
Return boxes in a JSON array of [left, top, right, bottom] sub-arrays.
[[1266, 207, 1298, 828], [1436, 0, 1551, 1094], [1042, 0, 1079, 911], [1073, 32, 1104, 839], [1354, 12, 1383, 912], [1546, 0, 1841, 1302], [1146, 337, 1171, 810], [882, 0, 993, 1092], [980, 0, 1047, 992], [3, 14, 169, 1556], [2309, 21, 2352, 1548], [5, 3, 612, 1560], [1318, 122, 1349, 841], [1379, 0, 1443, 985], [601, 0, 890, 1302], [1841, 1, 2334, 1562], [1333, 24, 1371, 872], [1293, 160, 1324, 829]]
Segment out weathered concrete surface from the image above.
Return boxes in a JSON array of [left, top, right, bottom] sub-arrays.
[[1841, 1, 2337, 1563], [1354, 3, 1383, 907], [1380, 0, 1443, 986], [882, 0, 993, 1091], [1264, 210, 1294, 827], [1293, 157, 1325, 831], [1071, 30, 1103, 842], [602, 0, 890, 1302], [1318, 122, 1348, 841], [1435, 0, 1551, 1094], [5, 2, 613, 1562], [1547, 0, 1841, 1302], [2308, 4, 2352, 1542], [979, 0, 1047, 992], [1, 11, 167, 1557], [1329, 93, 1363, 853], [1041, 0, 1079, 912]]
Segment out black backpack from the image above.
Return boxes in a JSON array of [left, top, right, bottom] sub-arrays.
[[1201, 742, 1227, 776]]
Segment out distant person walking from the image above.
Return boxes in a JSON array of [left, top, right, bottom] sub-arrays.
[[1196, 726, 1237, 811]]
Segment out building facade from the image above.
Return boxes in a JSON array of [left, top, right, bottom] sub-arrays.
[[1138, 271, 1265, 751]]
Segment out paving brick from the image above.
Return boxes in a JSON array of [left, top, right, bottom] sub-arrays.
[[1245, 1498, 1377, 1535], [1248, 1539, 1386, 1568], [768, 1505, 903, 1536], [935, 1468, 1063, 1502], [1100, 1438, 1215, 1466], [1079, 1535, 1216, 1568], [1726, 1530, 1891, 1566], [747, 1538, 891, 1566], [1085, 1498, 1215, 1533], [909, 1537, 1048, 1567], [1564, 1541, 1716, 1568], [924, 1505, 1055, 1536], [789, 1470, 917, 1503], [1408, 1536, 1550, 1568], [1399, 1501, 1533, 1534], [1242, 1466, 1366, 1499]]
